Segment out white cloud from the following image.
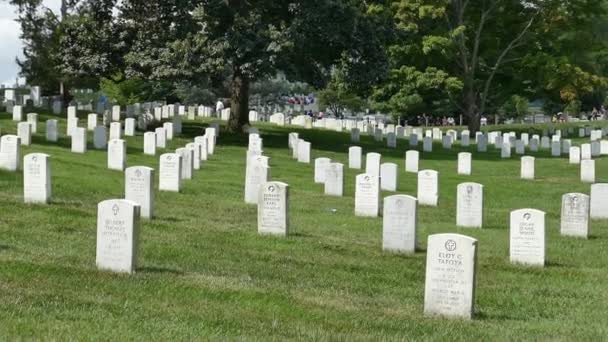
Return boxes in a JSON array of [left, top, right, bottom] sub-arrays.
[[0, 0, 62, 87]]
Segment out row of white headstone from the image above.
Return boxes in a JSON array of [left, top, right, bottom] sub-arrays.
[[96, 127, 219, 274], [279, 129, 608, 320], [3, 106, 221, 274], [242, 132, 290, 237]]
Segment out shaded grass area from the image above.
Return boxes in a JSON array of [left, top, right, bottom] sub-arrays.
[[1, 110, 608, 339]]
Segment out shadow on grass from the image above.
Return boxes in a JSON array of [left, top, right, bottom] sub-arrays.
[[139, 266, 184, 275], [156, 216, 186, 223], [475, 310, 523, 321], [0, 244, 11, 252]]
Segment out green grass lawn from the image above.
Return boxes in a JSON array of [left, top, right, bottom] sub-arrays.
[[2, 110, 608, 339]]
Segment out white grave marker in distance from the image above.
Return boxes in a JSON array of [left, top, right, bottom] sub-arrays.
[[520, 156, 535, 180], [23, 153, 51, 203], [324, 162, 344, 196], [17, 122, 31, 146], [94, 126, 107, 150], [71, 127, 87, 153], [176, 147, 194, 180], [365, 152, 381, 177], [354, 174, 380, 217], [457, 152, 472, 175], [560, 193, 589, 238], [580, 159, 595, 183], [380, 163, 398, 191], [314, 157, 331, 184], [46, 120, 58, 142], [143, 132, 156, 156], [159, 153, 182, 192], [456, 182, 483, 228], [590, 183, 608, 219], [0, 135, 20, 171], [417, 170, 439, 206], [125, 166, 155, 219], [107, 139, 126, 171], [244, 155, 270, 204], [155, 127, 166, 148], [405, 150, 419, 173], [186, 143, 201, 170], [348, 146, 362, 169]]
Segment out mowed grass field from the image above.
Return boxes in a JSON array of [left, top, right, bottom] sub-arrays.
[[2, 110, 608, 340]]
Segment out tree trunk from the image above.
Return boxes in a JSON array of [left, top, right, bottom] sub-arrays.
[[464, 89, 481, 133], [227, 71, 250, 133]]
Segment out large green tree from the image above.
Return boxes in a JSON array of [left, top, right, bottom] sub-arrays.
[[116, 0, 387, 132], [374, 0, 607, 132]]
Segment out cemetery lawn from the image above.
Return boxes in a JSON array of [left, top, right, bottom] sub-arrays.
[[3, 111, 608, 340]]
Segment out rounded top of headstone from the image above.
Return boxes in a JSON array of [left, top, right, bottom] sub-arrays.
[[511, 208, 545, 219], [419, 169, 438, 176], [427, 233, 478, 247]]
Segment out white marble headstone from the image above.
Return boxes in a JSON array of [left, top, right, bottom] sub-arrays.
[[314, 158, 331, 184], [125, 166, 154, 219], [590, 183, 608, 219], [17, 122, 31, 146], [324, 162, 344, 196], [124, 118, 136, 136], [26, 113, 37, 133], [424, 233, 477, 319], [405, 150, 419, 173], [380, 163, 398, 191], [87, 113, 98, 131], [96, 199, 140, 273], [257, 182, 289, 236], [560, 193, 589, 238], [520, 156, 535, 180], [457, 152, 472, 175], [348, 146, 362, 169], [297, 140, 311, 163], [176, 147, 194, 180], [107, 139, 126, 171], [23, 153, 51, 203], [155, 127, 166, 149], [417, 170, 438, 206], [245, 155, 270, 204], [382, 195, 417, 253], [71, 127, 87, 153], [456, 182, 483, 228], [94, 126, 107, 149], [109, 122, 122, 140], [186, 143, 201, 170], [159, 153, 182, 192], [423, 136, 433, 152], [580, 159, 595, 183], [46, 120, 58, 142], [144, 132, 156, 156], [0, 135, 20, 171], [510, 209, 545, 266], [12, 105, 23, 121], [365, 152, 381, 177], [569, 147, 581, 164], [354, 174, 380, 217]]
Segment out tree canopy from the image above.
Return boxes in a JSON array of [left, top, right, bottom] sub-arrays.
[[8, 0, 608, 132]]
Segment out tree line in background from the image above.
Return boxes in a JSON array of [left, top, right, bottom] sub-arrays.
[[7, 0, 608, 132]]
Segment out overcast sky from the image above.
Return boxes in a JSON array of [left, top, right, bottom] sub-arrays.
[[0, 0, 61, 87]]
